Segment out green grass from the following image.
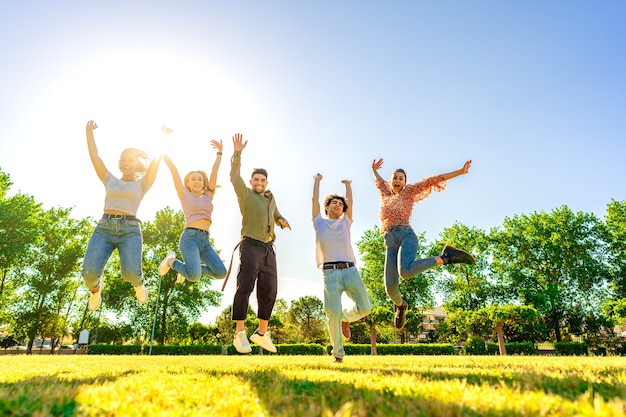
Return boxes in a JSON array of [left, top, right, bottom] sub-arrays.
[[1, 355, 625, 416]]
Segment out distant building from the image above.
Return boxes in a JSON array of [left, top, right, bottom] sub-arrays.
[[418, 306, 447, 341]]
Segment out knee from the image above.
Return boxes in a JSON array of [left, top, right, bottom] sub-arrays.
[[399, 267, 412, 279], [386, 287, 401, 302], [213, 266, 227, 280], [359, 300, 372, 316], [324, 305, 342, 318]]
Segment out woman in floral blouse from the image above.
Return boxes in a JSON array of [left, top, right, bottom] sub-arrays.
[[372, 158, 475, 329]]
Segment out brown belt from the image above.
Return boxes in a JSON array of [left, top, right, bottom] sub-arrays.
[[323, 262, 355, 270]]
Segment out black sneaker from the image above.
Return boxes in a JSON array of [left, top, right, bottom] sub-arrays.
[[440, 245, 475, 265], [394, 300, 408, 329]]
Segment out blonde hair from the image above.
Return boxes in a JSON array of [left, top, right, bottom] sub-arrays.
[[119, 148, 150, 180], [184, 170, 213, 192]]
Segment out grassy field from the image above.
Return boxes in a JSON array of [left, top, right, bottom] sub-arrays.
[[1, 355, 625, 416]]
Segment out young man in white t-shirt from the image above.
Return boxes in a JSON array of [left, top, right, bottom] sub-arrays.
[[312, 173, 372, 364]]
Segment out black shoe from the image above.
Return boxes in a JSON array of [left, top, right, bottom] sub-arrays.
[[394, 301, 408, 329], [440, 245, 475, 265]]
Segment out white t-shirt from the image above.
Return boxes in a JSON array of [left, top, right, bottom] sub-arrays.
[[312, 214, 356, 269], [102, 171, 149, 216]]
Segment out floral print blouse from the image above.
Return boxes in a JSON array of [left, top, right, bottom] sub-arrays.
[[375, 175, 447, 234]]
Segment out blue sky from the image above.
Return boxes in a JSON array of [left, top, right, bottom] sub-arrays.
[[1, 1, 625, 323]]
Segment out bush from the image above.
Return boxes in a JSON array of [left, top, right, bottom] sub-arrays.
[[149, 344, 223, 355], [486, 343, 499, 355], [461, 336, 487, 355], [505, 342, 537, 355], [554, 342, 587, 356], [226, 344, 326, 355], [325, 343, 455, 356], [87, 344, 142, 355]]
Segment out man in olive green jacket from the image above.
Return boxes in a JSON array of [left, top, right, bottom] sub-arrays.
[[230, 133, 290, 354]]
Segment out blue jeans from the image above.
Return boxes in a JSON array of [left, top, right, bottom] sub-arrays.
[[324, 267, 371, 359], [171, 228, 227, 282], [81, 217, 144, 289], [383, 225, 437, 305]]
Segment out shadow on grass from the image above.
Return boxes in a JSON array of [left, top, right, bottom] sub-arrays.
[[0, 371, 137, 417], [201, 365, 535, 416], [320, 364, 626, 403]]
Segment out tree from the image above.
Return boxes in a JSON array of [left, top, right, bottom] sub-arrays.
[[287, 295, 326, 343], [432, 223, 505, 312], [490, 206, 611, 342], [473, 305, 538, 355], [0, 169, 42, 325], [129, 207, 224, 344], [11, 206, 91, 353], [357, 225, 437, 344], [604, 199, 626, 299]]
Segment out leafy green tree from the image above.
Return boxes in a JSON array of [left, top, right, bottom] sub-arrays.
[[0, 169, 42, 325], [432, 223, 504, 311], [287, 295, 326, 343], [490, 206, 611, 342], [473, 305, 538, 355], [11, 207, 90, 353], [604, 199, 626, 299], [356, 226, 435, 344], [103, 207, 221, 344]]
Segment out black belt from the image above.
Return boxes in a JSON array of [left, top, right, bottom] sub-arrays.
[[102, 214, 139, 221], [186, 227, 209, 234], [323, 262, 355, 270]]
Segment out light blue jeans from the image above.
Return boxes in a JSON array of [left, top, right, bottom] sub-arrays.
[[384, 225, 437, 306], [171, 228, 227, 282], [81, 217, 144, 289], [324, 267, 372, 359]]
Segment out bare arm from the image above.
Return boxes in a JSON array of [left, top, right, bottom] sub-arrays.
[[86, 120, 107, 181], [143, 126, 172, 188], [371, 158, 384, 182], [342, 179, 353, 220], [441, 160, 472, 181], [163, 154, 185, 200], [312, 173, 322, 219], [207, 139, 223, 199]]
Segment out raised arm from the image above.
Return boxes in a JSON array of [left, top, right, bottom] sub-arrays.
[[342, 179, 353, 220], [441, 160, 472, 181], [86, 120, 107, 181], [372, 158, 384, 182], [230, 132, 247, 186], [207, 139, 223, 198], [143, 126, 171, 188], [312, 173, 322, 219], [163, 154, 185, 200]]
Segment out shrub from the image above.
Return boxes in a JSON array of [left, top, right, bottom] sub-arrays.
[[87, 344, 142, 355], [461, 336, 487, 355], [554, 342, 587, 356], [325, 344, 455, 356]]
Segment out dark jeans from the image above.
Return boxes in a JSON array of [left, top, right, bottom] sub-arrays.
[[231, 237, 277, 321]]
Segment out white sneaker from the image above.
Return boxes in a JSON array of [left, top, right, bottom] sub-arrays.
[[88, 281, 103, 311], [134, 283, 148, 304], [249, 330, 277, 353], [176, 274, 185, 284], [158, 251, 176, 276], [233, 330, 251, 354]]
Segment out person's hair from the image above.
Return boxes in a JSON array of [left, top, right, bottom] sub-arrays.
[[393, 168, 407, 181], [251, 168, 268, 179], [183, 170, 212, 193], [323, 194, 348, 215], [119, 148, 150, 179]]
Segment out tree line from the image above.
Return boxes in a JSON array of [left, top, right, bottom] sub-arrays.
[[1, 167, 625, 353]]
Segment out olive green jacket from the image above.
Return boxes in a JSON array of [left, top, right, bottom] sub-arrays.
[[230, 151, 285, 243]]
